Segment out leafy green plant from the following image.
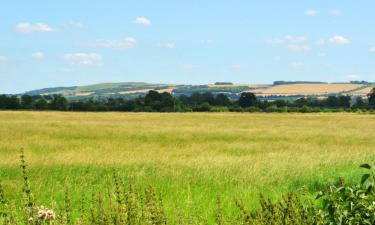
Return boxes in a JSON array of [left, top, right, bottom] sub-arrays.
[[316, 163, 375, 224]]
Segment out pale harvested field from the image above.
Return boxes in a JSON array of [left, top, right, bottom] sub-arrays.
[[251, 83, 363, 96], [0, 111, 374, 216], [207, 84, 271, 88], [350, 86, 374, 96], [75, 91, 95, 96], [118, 87, 176, 94]]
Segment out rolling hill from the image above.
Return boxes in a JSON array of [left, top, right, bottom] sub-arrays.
[[22, 81, 374, 100]]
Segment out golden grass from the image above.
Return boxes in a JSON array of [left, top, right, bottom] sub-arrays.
[[1, 111, 374, 215], [251, 83, 363, 96], [1, 112, 374, 171]]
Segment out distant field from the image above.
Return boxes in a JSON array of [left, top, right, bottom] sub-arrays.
[[350, 86, 374, 96], [0, 111, 374, 221], [118, 87, 176, 94], [207, 84, 271, 88], [252, 83, 364, 96]]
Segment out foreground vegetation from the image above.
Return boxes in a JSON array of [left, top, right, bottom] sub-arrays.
[[1, 87, 375, 113], [0, 112, 375, 224], [1, 151, 374, 224]]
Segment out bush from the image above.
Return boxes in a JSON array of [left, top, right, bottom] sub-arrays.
[[299, 106, 312, 113], [265, 105, 278, 113], [277, 106, 288, 113], [315, 164, 375, 224], [193, 103, 211, 112], [244, 106, 262, 112], [210, 106, 229, 112], [229, 106, 243, 112]]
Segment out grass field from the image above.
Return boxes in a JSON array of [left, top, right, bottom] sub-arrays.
[[1, 111, 375, 222], [251, 83, 363, 96]]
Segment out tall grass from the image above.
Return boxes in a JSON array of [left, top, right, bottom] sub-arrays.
[[0, 151, 374, 224], [0, 112, 375, 223]]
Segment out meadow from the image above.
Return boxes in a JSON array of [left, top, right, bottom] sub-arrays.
[[0, 111, 375, 223]]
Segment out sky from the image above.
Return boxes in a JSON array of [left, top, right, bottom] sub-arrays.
[[1, 1, 375, 94]]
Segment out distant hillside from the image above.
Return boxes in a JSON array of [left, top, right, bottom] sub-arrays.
[[24, 82, 174, 100], [273, 81, 327, 85], [22, 81, 375, 100]]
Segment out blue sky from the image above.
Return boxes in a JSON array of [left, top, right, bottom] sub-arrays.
[[1, 1, 375, 93]]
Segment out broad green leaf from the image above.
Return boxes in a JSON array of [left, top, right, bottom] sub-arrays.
[[361, 174, 371, 185], [360, 164, 372, 170]]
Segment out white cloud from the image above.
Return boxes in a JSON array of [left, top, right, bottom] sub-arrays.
[[15, 23, 54, 33], [369, 47, 375, 53], [159, 43, 176, 49], [318, 52, 327, 58], [181, 64, 198, 69], [201, 39, 214, 44], [330, 9, 342, 16], [31, 52, 45, 60], [270, 35, 311, 52], [287, 44, 311, 52], [231, 64, 245, 70], [329, 35, 350, 45], [84, 37, 137, 49], [315, 39, 326, 46], [305, 9, 318, 16], [345, 75, 361, 80], [132, 17, 151, 25], [63, 53, 102, 66], [271, 35, 308, 45], [290, 62, 305, 70], [68, 21, 85, 28]]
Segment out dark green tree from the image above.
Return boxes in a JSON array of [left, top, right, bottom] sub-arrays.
[[338, 96, 351, 108], [50, 95, 69, 111], [353, 96, 366, 108], [238, 92, 257, 108], [368, 88, 375, 107], [214, 94, 230, 106], [5, 96, 20, 109], [21, 95, 35, 109], [0, 95, 7, 109], [325, 96, 340, 108], [34, 98, 48, 110]]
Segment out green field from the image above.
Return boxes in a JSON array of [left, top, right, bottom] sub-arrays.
[[1, 111, 375, 222]]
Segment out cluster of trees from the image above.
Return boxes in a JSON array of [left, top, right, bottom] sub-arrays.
[[1, 88, 375, 112], [0, 94, 69, 111]]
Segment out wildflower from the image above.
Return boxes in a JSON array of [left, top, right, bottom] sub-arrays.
[[36, 206, 56, 221]]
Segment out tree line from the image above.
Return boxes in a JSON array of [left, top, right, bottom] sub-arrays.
[[1, 88, 375, 112]]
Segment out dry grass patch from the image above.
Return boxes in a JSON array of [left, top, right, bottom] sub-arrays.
[[251, 83, 363, 96]]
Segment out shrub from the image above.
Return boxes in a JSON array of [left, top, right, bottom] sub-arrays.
[[244, 106, 262, 112], [315, 164, 375, 224], [193, 103, 211, 112], [265, 105, 278, 113], [299, 106, 312, 113], [277, 106, 288, 113], [229, 106, 243, 112], [210, 106, 229, 112]]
